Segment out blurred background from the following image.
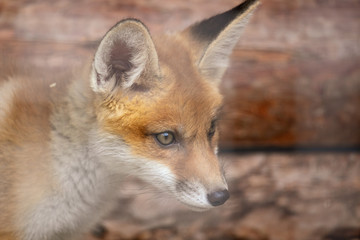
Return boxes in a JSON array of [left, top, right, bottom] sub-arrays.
[[0, 0, 359, 239]]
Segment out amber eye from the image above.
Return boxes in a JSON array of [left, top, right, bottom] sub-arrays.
[[208, 121, 216, 139], [155, 132, 175, 146]]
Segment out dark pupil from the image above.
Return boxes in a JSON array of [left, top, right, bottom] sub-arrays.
[[162, 132, 169, 140]]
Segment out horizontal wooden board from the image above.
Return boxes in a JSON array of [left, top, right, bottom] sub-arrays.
[[0, 0, 359, 148]]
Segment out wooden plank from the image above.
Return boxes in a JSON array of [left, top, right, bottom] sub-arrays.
[[82, 153, 360, 240], [221, 54, 360, 148], [0, 0, 359, 148]]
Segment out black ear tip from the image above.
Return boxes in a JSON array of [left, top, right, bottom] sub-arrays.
[[241, 0, 260, 6], [226, 0, 260, 17], [189, 0, 259, 42]]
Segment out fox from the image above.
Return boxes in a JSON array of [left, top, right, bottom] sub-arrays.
[[0, 0, 259, 239]]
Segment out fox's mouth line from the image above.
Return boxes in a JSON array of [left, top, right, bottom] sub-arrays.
[[186, 204, 211, 212], [177, 199, 212, 211]]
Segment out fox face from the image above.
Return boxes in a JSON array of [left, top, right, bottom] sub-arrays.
[[95, 37, 226, 210], [90, 0, 259, 210]]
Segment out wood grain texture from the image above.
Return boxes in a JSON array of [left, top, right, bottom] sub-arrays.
[[0, 0, 359, 148], [1, 2, 359, 239], [83, 153, 360, 240]]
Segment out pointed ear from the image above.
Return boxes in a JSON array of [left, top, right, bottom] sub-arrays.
[[91, 19, 160, 94], [182, 0, 259, 85]]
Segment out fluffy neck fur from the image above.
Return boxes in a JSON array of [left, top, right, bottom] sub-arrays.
[[19, 77, 118, 240]]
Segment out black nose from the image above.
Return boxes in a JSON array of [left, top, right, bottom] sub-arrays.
[[207, 189, 230, 206]]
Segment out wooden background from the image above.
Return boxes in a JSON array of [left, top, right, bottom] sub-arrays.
[[1, 0, 359, 149], [1, 1, 360, 240]]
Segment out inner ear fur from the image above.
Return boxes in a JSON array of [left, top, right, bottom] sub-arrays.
[[181, 0, 259, 85], [91, 19, 160, 94]]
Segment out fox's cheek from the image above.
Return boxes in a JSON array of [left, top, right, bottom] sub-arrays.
[[134, 159, 177, 189]]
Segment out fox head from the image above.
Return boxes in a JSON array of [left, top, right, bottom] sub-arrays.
[[89, 0, 259, 210]]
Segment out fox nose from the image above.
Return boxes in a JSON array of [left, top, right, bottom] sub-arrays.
[[207, 189, 230, 206]]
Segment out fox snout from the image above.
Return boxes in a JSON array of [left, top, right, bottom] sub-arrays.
[[207, 189, 230, 206], [167, 145, 230, 210], [173, 175, 229, 210]]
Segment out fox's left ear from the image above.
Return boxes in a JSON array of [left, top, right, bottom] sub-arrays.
[[182, 0, 259, 85], [91, 19, 160, 94]]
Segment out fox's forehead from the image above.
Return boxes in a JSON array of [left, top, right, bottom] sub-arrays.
[[151, 35, 223, 132], [155, 34, 200, 86], [150, 76, 223, 135]]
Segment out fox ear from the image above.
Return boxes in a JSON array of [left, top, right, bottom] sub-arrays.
[[183, 0, 259, 85], [91, 19, 160, 94]]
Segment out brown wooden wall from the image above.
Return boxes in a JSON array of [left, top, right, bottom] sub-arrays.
[[0, 0, 359, 149]]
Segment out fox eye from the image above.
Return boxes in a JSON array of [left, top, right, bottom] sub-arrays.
[[208, 120, 216, 139], [155, 132, 175, 146]]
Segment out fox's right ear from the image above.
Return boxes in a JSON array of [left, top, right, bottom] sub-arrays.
[[181, 0, 259, 86], [91, 19, 160, 94]]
